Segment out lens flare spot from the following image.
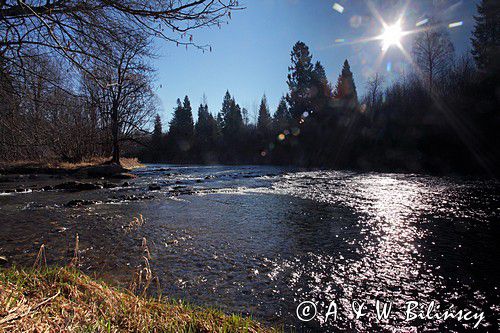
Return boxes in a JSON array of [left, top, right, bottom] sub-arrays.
[[350, 15, 362, 28], [448, 21, 463, 28], [332, 3, 344, 14], [416, 18, 428, 27]]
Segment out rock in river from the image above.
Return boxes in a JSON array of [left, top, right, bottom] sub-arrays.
[[148, 184, 161, 191], [54, 181, 102, 191], [65, 199, 98, 207]]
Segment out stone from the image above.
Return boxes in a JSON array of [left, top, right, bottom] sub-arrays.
[[54, 181, 102, 191], [148, 184, 161, 191]]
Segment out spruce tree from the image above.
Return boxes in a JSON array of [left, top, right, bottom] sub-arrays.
[[151, 114, 163, 161], [216, 91, 244, 159], [169, 96, 194, 157], [286, 41, 314, 120], [311, 61, 332, 114], [218, 91, 243, 137], [312, 61, 328, 86], [218, 90, 232, 131], [471, 0, 500, 72], [194, 102, 218, 160], [333, 60, 359, 109], [273, 96, 291, 131], [169, 98, 183, 137], [227, 98, 244, 134], [257, 95, 272, 135]]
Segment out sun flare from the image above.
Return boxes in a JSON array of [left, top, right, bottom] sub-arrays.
[[381, 23, 403, 50]]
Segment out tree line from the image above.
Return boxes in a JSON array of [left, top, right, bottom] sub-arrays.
[[1, 0, 497, 175], [140, 0, 499, 175]]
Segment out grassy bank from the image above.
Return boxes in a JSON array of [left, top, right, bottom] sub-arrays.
[[0, 267, 276, 332], [0, 157, 143, 173]]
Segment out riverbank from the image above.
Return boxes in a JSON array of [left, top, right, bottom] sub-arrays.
[[0, 158, 143, 184], [0, 267, 276, 332]]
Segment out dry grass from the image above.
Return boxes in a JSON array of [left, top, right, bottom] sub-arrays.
[[0, 157, 144, 171], [123, 214, 145, 234], [0, 235, 278, 332], [119, 158, 144, 170], [0, 267, 277, 333]]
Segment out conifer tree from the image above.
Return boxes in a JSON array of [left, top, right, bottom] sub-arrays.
[[194, 102, 218, 161], [257, 95, 272, 135], [286, 41, 314, 120], [216, 92, 244, 162], [150, 114, 163, 161], [471, 0, 500, 72], [312, 61, 328, 88], [218, 91, 233, 131], [333, 60, 359, 109], [218, 91, 244, 137], [311, 61, 332, 114], [152, 114, 162, 141], [227, 98, 244, 135], [169, 96, 194, 157], [273, 96, 292, 131]]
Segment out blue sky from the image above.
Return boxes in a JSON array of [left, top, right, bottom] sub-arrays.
[[153, 0, 478, 124]]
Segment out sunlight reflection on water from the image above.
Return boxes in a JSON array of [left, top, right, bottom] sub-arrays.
[[249, 171, 497, 331], [1, 166, 498, 331]]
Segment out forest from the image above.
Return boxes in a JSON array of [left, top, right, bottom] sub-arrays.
[[140, 3, 499, 175], [1, 0, 498, 176]]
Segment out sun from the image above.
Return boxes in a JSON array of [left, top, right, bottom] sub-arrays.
[[380, 23, 403, 50]]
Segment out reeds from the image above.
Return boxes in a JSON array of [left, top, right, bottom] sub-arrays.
[[129, 237, 159, 297], [0, 216, 278, 332], [0, 267, 275, 332], [0, 238, 276, 332], [69, 233, 80, 267], [32, 244, 47, 270], [124, 214, 145, 233]]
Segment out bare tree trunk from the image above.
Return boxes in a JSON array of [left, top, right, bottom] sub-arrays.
[[111, 102, 120, 164]]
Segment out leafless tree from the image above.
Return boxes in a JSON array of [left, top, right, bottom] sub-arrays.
[[1, 0, 239, 163], [364, 72, 384, 118], [1, 0, 240, 85], [0, 53, 102, 162], [82, 33, 158, 164], [412, 27, 454, 93]]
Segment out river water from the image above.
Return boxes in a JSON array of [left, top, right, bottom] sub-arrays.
[[0, 165, 498, 332]]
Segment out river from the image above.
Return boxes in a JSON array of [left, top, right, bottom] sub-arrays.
[[0, 165, 498, 331]]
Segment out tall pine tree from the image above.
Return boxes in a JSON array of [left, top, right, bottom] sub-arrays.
[[169, 96, 194, 159], [194, 102, 219, 163], [150, 114, 163, 161], [274, 96, 292, 132], [218, 91, 243, 137], [217, 91, 244, 162], [471, 0, 500, 72], [311, 61, 332, 115], [333, 60, 359, 110], [217, 90, 232, 131], [286, 41, 314, 120], [257, 94, 272, 135]]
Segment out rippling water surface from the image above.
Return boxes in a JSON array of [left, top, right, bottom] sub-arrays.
[[0, 165, 498, 331]]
